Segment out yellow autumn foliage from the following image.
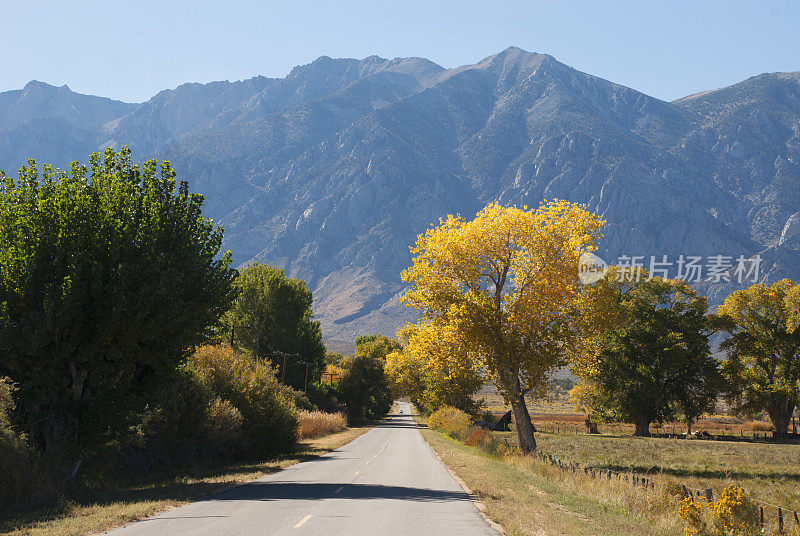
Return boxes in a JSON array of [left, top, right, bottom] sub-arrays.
[[400, 200, 605, 451]]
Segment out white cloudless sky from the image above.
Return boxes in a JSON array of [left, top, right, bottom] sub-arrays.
[[2, 0, 798, 103]]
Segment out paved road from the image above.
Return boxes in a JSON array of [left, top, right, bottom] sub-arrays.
[[105, 402, 499, 535]]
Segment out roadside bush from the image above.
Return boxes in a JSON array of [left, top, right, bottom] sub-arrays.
[[205, 397, 244, 453], [428, 406, 471, 439], [297, 411, 347, 439], [111, 369, 216, 476], [0, 378, 40, 509], [188, 345, 298, 457], [282, 386, 316, 411], [338, 354, 393, 422], [464, 428, 499, 451], [307, 382, 342, 413]]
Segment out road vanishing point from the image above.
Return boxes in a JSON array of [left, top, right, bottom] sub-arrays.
[[105, 401, 499, 535]]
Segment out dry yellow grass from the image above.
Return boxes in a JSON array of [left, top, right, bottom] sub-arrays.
[[419, 409, 797, 535], [297, 410, 347, 439], [418, 420, 683, 536], [527, 431, 800, 514], [1, 426, 369, 536]]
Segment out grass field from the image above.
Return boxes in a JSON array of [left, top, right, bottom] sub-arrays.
[[1, 426, 371, 536], [481, 386, 800, 514], [419, 420, 684, 536], [420, 408, 800, 535], [524, 430, 800, 513]]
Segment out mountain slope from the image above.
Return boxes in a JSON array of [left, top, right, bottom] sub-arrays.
[[1, 49, 798, 341]]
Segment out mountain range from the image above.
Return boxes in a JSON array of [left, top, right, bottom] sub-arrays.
[[1, 47, 799, 343]]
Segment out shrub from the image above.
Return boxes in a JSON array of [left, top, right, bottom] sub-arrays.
[[205, 397, 244, 452], [678, 485, 759, 536], [188, 345, 298, 457], [464, 427, 490, 446], [282, 386, 316, 411], [678, 497, 707, 536], [111, 369, 215, 476], [708, 485, 758, 535], [664, 480, 686, 500], [428, 406, 471, 439], [0, 378, 39, 509], [306, 382, 342, 413], [338, 354, 393, 422], [744, 420, 772, 432], [297, 411, 347, 439]]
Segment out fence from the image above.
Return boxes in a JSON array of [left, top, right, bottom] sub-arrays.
[[534, 420, 796, 442], [535, 449, 799, 534]]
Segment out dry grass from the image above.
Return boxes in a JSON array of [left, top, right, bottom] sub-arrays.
[[1, 426, 370, 536], [420, 406, 798, 535], [297, 410, 347, 439], [504, 429, 800, 514], [418, 420, 683, 536]]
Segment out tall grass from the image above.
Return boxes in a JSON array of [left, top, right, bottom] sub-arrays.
[[297, 411, 347, 439]]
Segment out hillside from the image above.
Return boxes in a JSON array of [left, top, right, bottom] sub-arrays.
[[1, 48, 798, 341]]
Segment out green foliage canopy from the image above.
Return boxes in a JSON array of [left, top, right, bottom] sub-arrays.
[[338, 353, 393, 422], [715, 279, 800, 437], [227, 262, 325, 391], [0, 148, 237, 454], [572, 274, 720, 436]]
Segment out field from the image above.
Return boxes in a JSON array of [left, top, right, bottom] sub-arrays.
[[420, 408, 800, 535], [418, 419, 684, 536], [472, 385, 800, 531], [478, 383, 785, 438], [502, 430, 800, 512]]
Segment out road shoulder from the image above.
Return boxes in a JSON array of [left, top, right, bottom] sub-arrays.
[[2, 426, 371, 536], [418, 423, 681, 536]]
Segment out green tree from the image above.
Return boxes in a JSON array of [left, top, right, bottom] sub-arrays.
[[572, 274, 719, 436], [227, 263, 324, 390], [354, 334, 402, 360], [714, 279, 800, 438], [0, 148, 236, 455], [338, 353, 393, 421]]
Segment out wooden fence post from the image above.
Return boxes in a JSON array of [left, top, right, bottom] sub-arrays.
[[704, 489, 713, 503], [778, 507, 783, 533], [759, 506, 764, 530]]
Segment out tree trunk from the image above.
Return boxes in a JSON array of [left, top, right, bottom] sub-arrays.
[[585, 415, 599, 434], [510, 393, 537, 452], [633, 417, 651, 437], [687, 420, 693, 435], [769, 404, 793, 439]]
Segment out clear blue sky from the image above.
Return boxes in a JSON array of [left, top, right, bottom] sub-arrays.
[[2, 0, 798, 103]]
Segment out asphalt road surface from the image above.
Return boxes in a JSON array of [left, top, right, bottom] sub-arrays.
[[105, 401, 499, 535]]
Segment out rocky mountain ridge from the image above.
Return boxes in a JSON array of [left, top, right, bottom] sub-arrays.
[[1, 47, 798, 341]]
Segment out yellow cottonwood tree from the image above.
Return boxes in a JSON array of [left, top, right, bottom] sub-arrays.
[[386, 321, 484, 413], [401, 201, 605, 451]]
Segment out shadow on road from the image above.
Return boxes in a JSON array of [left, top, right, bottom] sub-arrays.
[[211, 482, 474, 503], [374, 420, 423, 429]]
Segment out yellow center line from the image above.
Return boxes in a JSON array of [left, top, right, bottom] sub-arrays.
[[354, 470, 360, 475], [293, 515, 312, 528]]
